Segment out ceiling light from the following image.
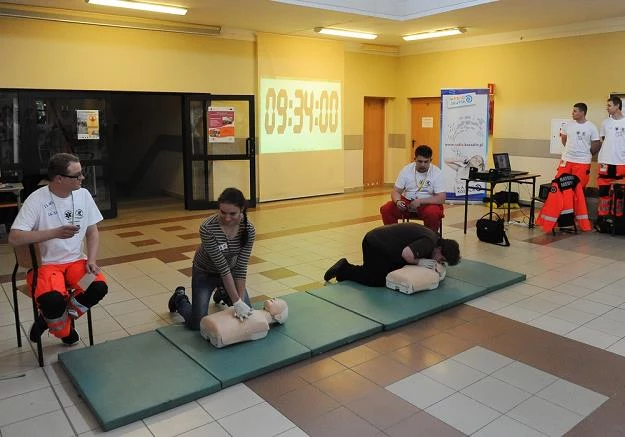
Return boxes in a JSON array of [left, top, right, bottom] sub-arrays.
[[314, 27, 377, 40], [86, 0, 187, 16], [403, 27, 465, 41]]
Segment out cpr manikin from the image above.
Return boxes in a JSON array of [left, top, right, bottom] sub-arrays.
[[385, 259, 447, 294], [200, 298, 288, 348]]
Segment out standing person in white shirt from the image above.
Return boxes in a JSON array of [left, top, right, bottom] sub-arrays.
[[379, 145, 445, 233], [557, 102, 601, 188], [8, 153, 107, 345], [596, 97, 625, 220]]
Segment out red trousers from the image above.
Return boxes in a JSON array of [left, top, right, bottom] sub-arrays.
[[555, 161, 591, 189], [597, 164, 625, 217], [27, 260, 106, 339], [380, 196, 444, 233]]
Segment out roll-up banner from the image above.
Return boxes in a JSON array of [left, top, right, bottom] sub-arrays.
[[440, 88, 490, 203]]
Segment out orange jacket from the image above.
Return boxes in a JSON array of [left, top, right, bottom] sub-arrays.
[[536, 174, 592, 232]]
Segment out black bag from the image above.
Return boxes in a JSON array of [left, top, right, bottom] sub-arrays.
[[476, 212, 510, 246], [493, 191, 519, 207]]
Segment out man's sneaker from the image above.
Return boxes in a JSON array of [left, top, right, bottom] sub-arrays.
[[168, 287, 189, 312], [324, 258, 348, 282], [212, 287, 233, 307], [29, 314, 48, 343], [62, 328, 80, 345]]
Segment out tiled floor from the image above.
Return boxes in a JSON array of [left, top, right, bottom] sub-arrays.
[[2, 188, 625, 436]]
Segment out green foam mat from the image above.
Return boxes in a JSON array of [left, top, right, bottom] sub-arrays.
[[157, 325, 310, 388], [58, 331, 220, 431], [254, 292, 383, 354], [308, 260, 525, 330], [445, 259, 527, 291]]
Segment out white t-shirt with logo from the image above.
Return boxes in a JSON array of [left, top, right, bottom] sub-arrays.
[[11, 186, 103, 265], [599, 117, 625, 165], [394, 163, 444, 200], [562, 120, 599, 164]]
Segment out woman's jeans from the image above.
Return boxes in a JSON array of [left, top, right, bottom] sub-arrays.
[[177, 265, 251, 330]]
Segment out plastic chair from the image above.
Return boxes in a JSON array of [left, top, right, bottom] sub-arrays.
[[11, 243, 94, 367]]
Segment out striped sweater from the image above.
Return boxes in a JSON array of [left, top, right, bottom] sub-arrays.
[[192, 214, 255, 279]]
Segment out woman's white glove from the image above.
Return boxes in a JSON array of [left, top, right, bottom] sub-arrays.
[[233, 299, 253, 321]]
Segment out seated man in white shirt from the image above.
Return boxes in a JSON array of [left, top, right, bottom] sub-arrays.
[[379, 145, 445, 233], [8, 153, 108, 345]]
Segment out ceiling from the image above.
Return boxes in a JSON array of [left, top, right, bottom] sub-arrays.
[[3, 0, 625, 55]]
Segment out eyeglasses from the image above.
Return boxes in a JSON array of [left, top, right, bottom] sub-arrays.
[[61, 171, 85, 179]]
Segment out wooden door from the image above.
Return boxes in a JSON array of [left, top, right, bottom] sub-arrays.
[[410, 97, 441, 166], [363, 97, 385, 187]]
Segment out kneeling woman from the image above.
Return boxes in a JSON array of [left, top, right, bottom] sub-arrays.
[[169, 187, 255, 329]]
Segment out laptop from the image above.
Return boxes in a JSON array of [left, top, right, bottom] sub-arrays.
[[493, 153, 529, 177]]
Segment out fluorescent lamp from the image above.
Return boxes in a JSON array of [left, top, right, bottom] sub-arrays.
[[86, 0, 187, 16], [403, 27, 465, 41], [314, 27, 377, 40]]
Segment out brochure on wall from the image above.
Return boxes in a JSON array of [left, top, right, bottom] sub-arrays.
[[208, 107, 235, 143], [76, 110, 100, 140], [549, 118, 569, 155], [440, 88, 490, 202]]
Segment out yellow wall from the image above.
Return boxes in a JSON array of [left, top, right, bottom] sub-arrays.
[[343, 52, 398, 188], [0, 17, 255, 93], [399, 33, 624, 140], [343, 52, 398, 135], [396, 32, 625, 188], [256, 33, 346, 200], [2, 14, 624, 196]]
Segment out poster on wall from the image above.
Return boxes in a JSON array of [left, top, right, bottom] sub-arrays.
[[208, 107, 235, 143], [440, 89, 490, 203], [76, 110, 100, 140], [549, 118, 569, 154]]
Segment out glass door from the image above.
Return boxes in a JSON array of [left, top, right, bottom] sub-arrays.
[[17, 91, 115, 218], [182, 94, 256, 209]]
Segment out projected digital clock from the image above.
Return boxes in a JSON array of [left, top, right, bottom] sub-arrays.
[[260, 78, 342, 154]]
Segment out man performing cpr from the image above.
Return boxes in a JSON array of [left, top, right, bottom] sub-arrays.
[[324, 222, 461, 287]]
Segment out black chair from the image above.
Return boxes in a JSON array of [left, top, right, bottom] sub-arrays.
[[11, 243, 94, 367], [401, 212, 444, 236]]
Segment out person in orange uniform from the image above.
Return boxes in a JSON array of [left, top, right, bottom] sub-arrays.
[[557, 102, 601, 188], [9, 153, 108, 345], [595, 97, 625, 226]]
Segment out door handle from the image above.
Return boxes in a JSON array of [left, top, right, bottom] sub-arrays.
[[246, 138, 255, 157]]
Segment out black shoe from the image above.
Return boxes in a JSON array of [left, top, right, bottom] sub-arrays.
[[62, 328, 80, 345], [212, 287, 233, 307], [168, 287, 189, 312], [29, 314, 48, 343], [324, 258, 348, 282]]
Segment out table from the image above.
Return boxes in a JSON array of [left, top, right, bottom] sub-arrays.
[[0, 182, 24, 210], [462, 174, 540, 234]]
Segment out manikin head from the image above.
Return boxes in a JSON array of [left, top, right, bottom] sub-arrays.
[[263, 298, 288, 324]]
